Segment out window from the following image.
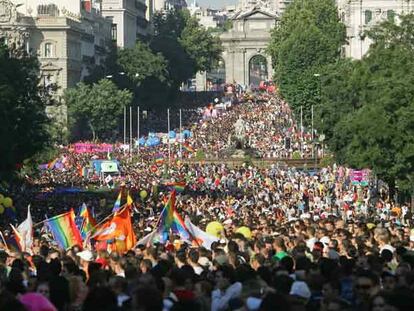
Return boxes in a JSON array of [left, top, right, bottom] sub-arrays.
[[44, 42, 53, 57], [365, 10, 372, 24], [111, 23, 117, 41], [387, 10, 395, 22]]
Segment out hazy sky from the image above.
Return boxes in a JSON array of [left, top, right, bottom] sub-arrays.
[[195, 0, 239, 9]]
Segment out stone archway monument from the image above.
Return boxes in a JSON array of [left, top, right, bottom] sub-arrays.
[[220, 4, 278, 87]]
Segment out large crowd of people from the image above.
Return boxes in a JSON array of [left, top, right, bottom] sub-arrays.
[[0, 92, 413, 311]]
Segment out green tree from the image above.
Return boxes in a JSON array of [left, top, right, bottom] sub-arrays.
[[179, 15, 223, 73], [319, 14, 414, 195], [150, 9, 222, 96], [0, 43, 50, 174], [268, 0, 346, 120], [65, 79, 132, 140], [118, 41, 168, 85]]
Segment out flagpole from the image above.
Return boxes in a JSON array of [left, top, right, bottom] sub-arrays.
[[167, 108, 171, 165], [33, 211, 72, 227], [179, 109, 182, 158], [129, 106, 133, 154], [137, 106, 140, 156], [0, 230, 8, 251], [84, 203, 128, 236], [123, 106, 126, 145], [300, 105, 303, 155]]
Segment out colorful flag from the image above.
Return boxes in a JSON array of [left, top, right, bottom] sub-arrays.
[[78, 203, 97, 239], [158, 190, 176, 233], [112, 190, 122, 213], [182, 143, 195, 153], [126, 191, 133, 207], [164, 181, 186, 193], [9, 224, 23, 252], [47, 158, 58, 169], [184, 217, 219, 250], [136, 193, 203, 247], [155, 154, 164, 166], [45, 210, 83, 250], [17, 205, 33, 252], [92, 207, 136, 253]]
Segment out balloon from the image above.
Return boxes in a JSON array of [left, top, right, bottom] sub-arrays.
[[3, 197, 12, 208], [0, 194, 3, 205], [169, 131, 176, 139], [0, 205, 3, 214], [236, 226, 252, 240], [140, 190, 148, 200], [206, 221, 224, 238]]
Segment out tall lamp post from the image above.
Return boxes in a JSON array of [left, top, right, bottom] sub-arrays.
[[313, 73, 322, 162]]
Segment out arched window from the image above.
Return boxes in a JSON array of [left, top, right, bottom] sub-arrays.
[[365, 10, 372, 24], [249, 55, 268, 87], [44, 42, 53, 57], [387, 10, 395, 22]]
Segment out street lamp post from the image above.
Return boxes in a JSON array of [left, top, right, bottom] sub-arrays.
[[313, 73, 322, 161]]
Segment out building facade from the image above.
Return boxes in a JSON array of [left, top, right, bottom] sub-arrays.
[[1, 0, 112, 121], [337, 0, 414, 59], [146, 0, 187, 21], [101, 0, 148, 48]]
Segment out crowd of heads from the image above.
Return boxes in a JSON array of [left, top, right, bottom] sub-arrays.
[[0, 93, 413, 311]]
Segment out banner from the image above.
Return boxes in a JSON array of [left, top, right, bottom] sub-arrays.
[[349, 169, 370, 186], [73, 143, 113, 154]]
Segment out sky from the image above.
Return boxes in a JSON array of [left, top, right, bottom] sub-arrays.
[[195, 0, 239, 9]]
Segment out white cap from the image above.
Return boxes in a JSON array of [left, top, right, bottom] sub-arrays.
[[320, 236, 330, 246], [290, 281, 311, 300], [77, 250, 94, 262]]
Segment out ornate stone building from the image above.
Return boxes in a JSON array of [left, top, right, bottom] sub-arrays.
[[337, 0, 414, 59], [195, 1, 277, 90], [101, 0, 148, 48], [0, 0, 112, 124], [220, 6, 277, 86]]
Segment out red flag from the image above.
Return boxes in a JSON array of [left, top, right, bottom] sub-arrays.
[[92, 207, 136, 253]]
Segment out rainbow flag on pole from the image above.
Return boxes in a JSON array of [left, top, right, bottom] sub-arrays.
[[164, 181, 186, 193], [47, 158, 59, 169], [45, 210, 83, 250], [155, 154, 164, 166], [182, 143, 195, 153], [78, 204, 97, 239], [112, 191, 122, 213], [159, 190, 176, 233]]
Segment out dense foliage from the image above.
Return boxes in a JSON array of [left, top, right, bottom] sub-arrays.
[[267, 0, 346, 120], [0, 44, 50, 174], [65, 79, 132, 141], [318, 14, 414, 194]]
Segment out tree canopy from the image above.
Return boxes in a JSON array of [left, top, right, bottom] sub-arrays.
[[65, 79, 132, 141], [267, 0, 346, 119], [118, 41, 168, 85], [0, 44, 50, 174], [318, 14, 414, 194]]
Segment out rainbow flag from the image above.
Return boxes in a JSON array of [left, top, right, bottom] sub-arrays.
[[126, 192, 133, 207], [138, 192, 197, 245], [45, 210, 83, 250], [78, 204, 97, 239], [159, 190, 176, 234], [155, 154, 164, 166], [112, 190, 122, 213], [171, 210, 191, 242], [47, 158, 58, 169], [164, 181, 186, 193], [182, 143, 195, 153]]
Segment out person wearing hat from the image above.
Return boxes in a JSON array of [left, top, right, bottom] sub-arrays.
[[76, 250, 94, 279]]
